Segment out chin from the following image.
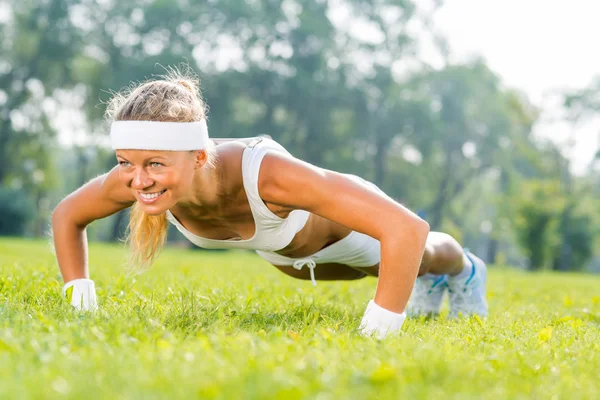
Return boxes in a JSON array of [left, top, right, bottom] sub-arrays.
[[142, 207, 167, 216]]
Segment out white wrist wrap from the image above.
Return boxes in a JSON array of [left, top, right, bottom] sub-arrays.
[[359, 300, 406, 339], [62, 279, 98, 311]]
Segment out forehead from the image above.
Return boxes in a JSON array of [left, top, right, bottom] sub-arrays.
[[115, 150, 185, 160]]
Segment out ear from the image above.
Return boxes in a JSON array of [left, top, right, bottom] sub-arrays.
[[193, 150, 209, 169]]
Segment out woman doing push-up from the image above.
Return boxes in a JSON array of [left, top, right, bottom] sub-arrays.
[[52, 69, 488, 339]]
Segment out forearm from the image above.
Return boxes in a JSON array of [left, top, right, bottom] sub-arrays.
[[374, 224, 430, 313], [52, 209, 90, 283]]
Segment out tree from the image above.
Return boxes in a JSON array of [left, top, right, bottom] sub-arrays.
[[0, 0, 85, 185], [513, 179, 564, 270], [389, 61, 537, 231]]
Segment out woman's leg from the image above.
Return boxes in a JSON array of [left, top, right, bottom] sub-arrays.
[[269, 229, 487, 317], [271, 231, 468, 281], [408, 231, 488, 317], [419, 231, 469, 276]]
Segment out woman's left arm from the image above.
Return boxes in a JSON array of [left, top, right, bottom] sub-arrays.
[[259, 152, 430, 336]]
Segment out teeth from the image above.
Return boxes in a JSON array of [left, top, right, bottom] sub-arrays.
[[140, 190, 165, 200]]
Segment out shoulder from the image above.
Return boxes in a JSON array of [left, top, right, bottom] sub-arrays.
[[210, 137, 289, 193], [212, 138, 256, 175], [214, 137, 291, 172], [257, 151, 325, 207]]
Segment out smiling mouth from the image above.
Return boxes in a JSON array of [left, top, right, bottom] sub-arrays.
[[139, 189, 166, 201]]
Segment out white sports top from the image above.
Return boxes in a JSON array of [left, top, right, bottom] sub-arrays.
[[165, 138, 310, 251]]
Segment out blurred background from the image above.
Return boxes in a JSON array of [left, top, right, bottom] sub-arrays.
[[0, 0, 598, 272]]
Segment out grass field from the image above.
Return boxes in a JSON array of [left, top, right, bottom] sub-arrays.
[[1, 238, 599, 399]]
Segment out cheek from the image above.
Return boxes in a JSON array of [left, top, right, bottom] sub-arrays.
[[117, 170, 128, 185], [160, 162, 194, 189], [161, 171, 184, 188], [170, 164, 195, 183]]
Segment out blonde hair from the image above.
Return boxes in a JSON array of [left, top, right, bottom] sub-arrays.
[[105, 65, 210, 272]]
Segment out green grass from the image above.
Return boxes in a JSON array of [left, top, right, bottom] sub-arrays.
[[1, 238, 599, 399]]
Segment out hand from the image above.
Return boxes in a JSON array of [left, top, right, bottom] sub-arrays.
[[359, 300, 406, 339], [62, 279, 98, 311]]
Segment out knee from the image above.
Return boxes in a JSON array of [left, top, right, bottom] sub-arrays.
[[417, 262, 430, 276], [425, 232, 464, 266]]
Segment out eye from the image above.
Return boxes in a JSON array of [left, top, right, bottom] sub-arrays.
[[118, 161, 131, 167], [149, 162, 163, 168]]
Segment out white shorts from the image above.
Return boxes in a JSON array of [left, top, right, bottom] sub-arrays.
[[255, 230, 380, 267], [255, 173, 383, 285]]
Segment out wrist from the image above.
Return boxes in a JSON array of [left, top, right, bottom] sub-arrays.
[[359, 300, 406, 339], [62, 278, 98, 311]]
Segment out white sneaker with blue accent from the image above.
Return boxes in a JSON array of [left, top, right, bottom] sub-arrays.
[[406, 274, 448, 316], [447, 250, 488, 318]]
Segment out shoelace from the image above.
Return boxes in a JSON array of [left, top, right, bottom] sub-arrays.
[[413, 275, 446, 296], [449, 278, 479, 314], [428, 275, 447, 294], [293, 258, 317, 286]]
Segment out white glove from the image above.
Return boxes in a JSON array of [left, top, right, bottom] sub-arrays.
[[359, 300, 406, 339], [62, 278, 98, 311]]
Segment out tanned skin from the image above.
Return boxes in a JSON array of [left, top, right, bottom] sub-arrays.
[[53, 138, 467, 313]]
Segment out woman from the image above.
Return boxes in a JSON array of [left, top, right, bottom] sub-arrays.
[[52, 70, 488, 339]]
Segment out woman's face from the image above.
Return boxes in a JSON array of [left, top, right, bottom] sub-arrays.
[[115, 150, 198, 215]]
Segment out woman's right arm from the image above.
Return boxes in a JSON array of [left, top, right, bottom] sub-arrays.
[[52, 165, 135, 285]]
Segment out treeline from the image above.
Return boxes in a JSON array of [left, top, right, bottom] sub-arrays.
[[1, 0, 598, 271]]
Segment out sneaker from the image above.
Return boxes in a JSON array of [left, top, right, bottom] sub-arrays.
[[447, 250, 488, 318], [406, 274, 448, 316]]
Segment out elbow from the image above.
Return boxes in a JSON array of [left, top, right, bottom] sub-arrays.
[[412, 216, 430, 245], [51, 202, 67, 232], [51, 199, 69, 223], [416, 217, 430, 237], [51, 200, 85, 231], [382, 213, 429, 244], [397, 214, 430, 245]]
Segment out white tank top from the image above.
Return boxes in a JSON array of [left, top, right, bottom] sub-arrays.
[[165, 138, 310, 251]]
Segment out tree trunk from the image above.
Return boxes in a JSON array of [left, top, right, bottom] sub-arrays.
[[486, 238, 498, 264], [554, 202, 573, 271], [0, 123, 10, 185], [109, 210, 128, 242], [554, 156, 573, 271], [373, 136, 389, 187], [428, 154, 454, 230], [76, 147, 89, 187]]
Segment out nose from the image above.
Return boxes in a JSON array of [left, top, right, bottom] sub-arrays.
[[131, 170, 154, 190]]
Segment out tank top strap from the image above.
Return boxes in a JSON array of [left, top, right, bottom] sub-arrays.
[[241, 138, 289, 221]]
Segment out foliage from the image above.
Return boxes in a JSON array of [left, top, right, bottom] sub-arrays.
[[0, 187, 35, 235], [550, 183, 599, 271], [394, 62, 538, 230], [513, 180, 565, 270], [0, 0, 86, 185], [1, 1, 599, 270], [563, 76, 600, 119]]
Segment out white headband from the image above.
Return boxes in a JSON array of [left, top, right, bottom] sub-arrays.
[[110, 120, 209, 150]]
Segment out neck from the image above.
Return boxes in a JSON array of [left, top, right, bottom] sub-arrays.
[[179, 151, 223, 210]]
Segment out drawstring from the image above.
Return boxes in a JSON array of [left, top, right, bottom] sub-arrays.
[[293, 259, 317, 286]]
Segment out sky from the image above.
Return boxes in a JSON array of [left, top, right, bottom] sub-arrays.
[[431, 0, 600, 174]]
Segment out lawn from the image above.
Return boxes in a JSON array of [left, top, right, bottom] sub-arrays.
[[1, 238, 598, 399]]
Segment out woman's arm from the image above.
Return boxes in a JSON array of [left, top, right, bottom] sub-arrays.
[[258, 152, 429, 318], [52, 166, 134, 294]]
